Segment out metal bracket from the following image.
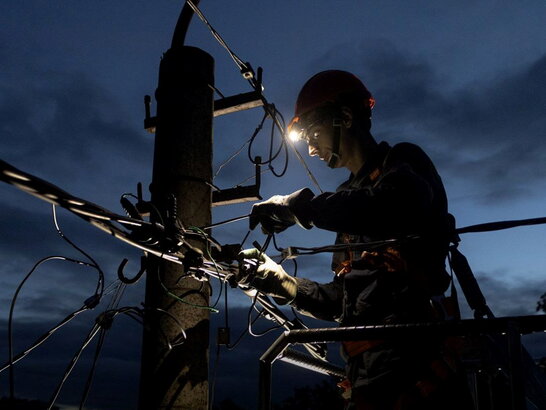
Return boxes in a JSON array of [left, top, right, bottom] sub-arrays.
[[213, 90, 263, 117], [144, 90, 263, 133], [212, 156, 262, 207]]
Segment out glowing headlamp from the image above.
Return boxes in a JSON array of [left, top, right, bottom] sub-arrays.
[[288, 128, 304, 142], [287, 116, 322, 144], [287, 116, 303, 143]]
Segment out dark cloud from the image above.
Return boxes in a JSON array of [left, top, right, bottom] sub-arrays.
[[472, 269, 546, 317], [0, 64, 154, 209], [312, 41, 546, 205], [454, 266, 546, 359]]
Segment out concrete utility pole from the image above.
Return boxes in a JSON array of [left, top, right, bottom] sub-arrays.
[[139, 46, 214, 409]]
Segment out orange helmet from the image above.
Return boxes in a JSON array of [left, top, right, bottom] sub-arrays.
[[289, 70, 375, 131]]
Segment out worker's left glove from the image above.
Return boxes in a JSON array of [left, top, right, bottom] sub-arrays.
[[235, 248, 297, 305], [249, 188, 314, 234]]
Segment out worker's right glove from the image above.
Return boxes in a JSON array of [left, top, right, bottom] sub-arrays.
[[249, 188, 314, 234], [235, 248, 298, 305]]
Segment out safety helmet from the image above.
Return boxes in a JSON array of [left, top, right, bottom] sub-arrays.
[[288, 70, 375, 132]]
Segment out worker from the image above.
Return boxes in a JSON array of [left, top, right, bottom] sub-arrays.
[[236, 70, 473, 409]]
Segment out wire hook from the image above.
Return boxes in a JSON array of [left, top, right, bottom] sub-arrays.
[[117, 256, 147, 284]]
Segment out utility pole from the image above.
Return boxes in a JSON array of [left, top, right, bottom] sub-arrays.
[[139, 45, 214, 409]]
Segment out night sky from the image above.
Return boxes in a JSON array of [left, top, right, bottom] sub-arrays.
[[1, 1, 545, 409]]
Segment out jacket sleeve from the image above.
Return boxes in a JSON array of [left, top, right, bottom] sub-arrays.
[[290, 276, 344, 322], [292, 146, 442, 238]]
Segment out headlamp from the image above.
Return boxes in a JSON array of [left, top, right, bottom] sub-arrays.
[[288, 128, 303, 142], [286, 115, 323, 144]]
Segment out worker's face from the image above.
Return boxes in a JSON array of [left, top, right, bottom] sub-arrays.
[[299, 107, 352, 167], [299, 111, 336, 162]]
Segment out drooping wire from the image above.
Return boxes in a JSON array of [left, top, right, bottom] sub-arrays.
[[3, 284, 119, 377], [159, 226, 226, 312], [53, 205, 105, 297], [267, 107, 289, 178], [50, 305, 148, 410], [47, 322, 102, 410], [158, 269, 218, 313], [6, 256, 96, 401], [266, 103, 322, 193], [214, 137, 252, 180], [79, 281, 127, 409], [1, 304, 87, 373], [233, 168, 270, 188], [247, 111, 270, 164], [156, 226, 222, 312], [144, 306, 187, 350], [245, 106, 286, 169], [79, 326, 108, 410], [247, 293, 285, 337], [226, 306, 265, 351]]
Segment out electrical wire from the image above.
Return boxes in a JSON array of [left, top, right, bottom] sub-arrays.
[[267, 108, 289, 178], [156, 251, 219, 313], [247, 294, 284, 337], [1, 303, 89, 374], [143, 306, 187, 350], [79, 282, 127, 409], [240, 229, 251, 249], [184, 0, 247, 73], [182, 1, 323, 191], [6, 256, 96, 400], [50, 305, 146, 410], [246, 111, 270, 164], [79, 327, 108, 410], [52, 205, 105, 298], [47, 322, 102, 410], [214, 137, 252, 179], [233, 168, 270, 188], [226, 307, 265, 351], [271, 235, 306, 324], [187, 227, 228, 313]]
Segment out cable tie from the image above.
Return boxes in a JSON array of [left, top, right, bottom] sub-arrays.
[[95, 311, 115, 330], [84, 295, 101, 309]]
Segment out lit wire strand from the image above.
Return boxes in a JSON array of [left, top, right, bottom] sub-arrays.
[[185, 0, 246, 71], [53, 205, 105, 297], [1, 301, 89, 373], [47, 322, 102, 410], [214, 138, 252, 179]]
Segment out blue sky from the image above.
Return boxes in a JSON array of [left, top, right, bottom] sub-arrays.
[[1, 1, 545, 408]]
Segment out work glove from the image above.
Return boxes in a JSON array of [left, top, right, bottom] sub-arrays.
[[235, 248, 298, 305], [249, 188, 315, 234]]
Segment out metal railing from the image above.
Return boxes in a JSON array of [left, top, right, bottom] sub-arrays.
[[258, 315, 546, 410]]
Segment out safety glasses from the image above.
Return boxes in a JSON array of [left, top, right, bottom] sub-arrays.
[[287, 116, 325, 144]]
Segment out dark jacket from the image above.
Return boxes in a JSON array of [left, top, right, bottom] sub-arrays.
[[290, 141, 451, 326]]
